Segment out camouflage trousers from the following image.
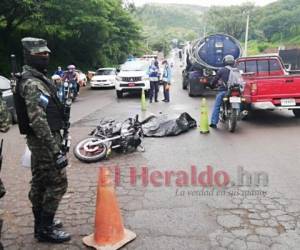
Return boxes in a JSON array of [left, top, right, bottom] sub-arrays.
[[27, 131, 68, 214], [0, 96, 10, 133]]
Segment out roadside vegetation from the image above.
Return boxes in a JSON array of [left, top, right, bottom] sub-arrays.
[[135, 0, 300, 55], [1, 0, 299, 76], [0, 0, 142, 76]]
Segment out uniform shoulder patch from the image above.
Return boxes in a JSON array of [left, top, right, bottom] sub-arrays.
[[38, 93, 49, 109]]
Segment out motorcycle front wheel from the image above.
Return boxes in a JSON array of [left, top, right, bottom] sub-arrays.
[[227, 108, 239, 133], [73, 137, 108, 163]]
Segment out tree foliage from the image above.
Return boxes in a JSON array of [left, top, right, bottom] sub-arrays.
[[134, 4, 206, 53], [135, 0, 300, 56], [0, 0, 142, 75], [203, 3, 257, 40], [202, 0, 300, 51]]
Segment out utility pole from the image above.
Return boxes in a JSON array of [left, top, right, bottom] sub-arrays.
[[244, 14, 250, 57]]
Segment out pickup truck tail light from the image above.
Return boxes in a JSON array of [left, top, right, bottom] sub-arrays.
[[251, 82, 258, 95]]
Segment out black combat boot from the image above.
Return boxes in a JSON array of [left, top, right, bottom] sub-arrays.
[[33, 208, 63, 238], [33, 207, 42, 238], [37, 211, 71, 243]]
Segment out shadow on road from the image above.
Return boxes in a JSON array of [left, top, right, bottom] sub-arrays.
[[244, 110, 300, 127]]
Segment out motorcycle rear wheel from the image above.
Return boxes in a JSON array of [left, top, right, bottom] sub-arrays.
[[73, 137, 108, 163], [227, 108, 239, 133]]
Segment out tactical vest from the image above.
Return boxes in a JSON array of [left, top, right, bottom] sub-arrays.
[[14, 70, 64, 135]]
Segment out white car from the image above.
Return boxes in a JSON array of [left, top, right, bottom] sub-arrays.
[[115, 60, 150, 98], [90, 68, 117, 88]]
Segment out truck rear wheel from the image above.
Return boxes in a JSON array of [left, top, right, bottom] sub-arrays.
[[187, 83, 194, 97], [182, 78, 187, 90], [293, 109, 300, 118]]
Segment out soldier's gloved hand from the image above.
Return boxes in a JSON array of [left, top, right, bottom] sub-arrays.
[[55, 152, 68, 169]]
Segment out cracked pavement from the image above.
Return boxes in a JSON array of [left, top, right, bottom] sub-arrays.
[[1, 57, 300, 249]]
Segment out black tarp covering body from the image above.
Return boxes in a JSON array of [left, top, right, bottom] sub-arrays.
[[141, 112, 197, 137]]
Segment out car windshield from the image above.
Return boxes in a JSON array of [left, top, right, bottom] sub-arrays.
[[95, 70, 115, 75], [120, 61, 148, 71], [0, 76, 11, 90]]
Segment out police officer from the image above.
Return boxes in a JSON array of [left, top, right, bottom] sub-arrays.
[[15, 37, 70, 243]]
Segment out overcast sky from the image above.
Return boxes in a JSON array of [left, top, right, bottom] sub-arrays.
[[133, 0, 277, 7]]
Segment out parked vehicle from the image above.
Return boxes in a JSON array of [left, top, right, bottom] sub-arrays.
[[90, 68, 117, 88], [115, 60, 150, 98], [73, 115, 144, 163], [279, 48, 300, 72], [237, 55, 300, 118], [182, 34, 242, 96], [141, 54, 157, 61], [0, 76, 17, 123], [220, 84, 245, 132]]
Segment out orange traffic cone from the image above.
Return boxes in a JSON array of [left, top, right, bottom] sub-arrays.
[[82, 167, 136, 250]]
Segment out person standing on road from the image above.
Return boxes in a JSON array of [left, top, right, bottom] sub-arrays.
[[0, 94, 11, 250], [162, 60, 172, 102], [148, 60, 160, 103], [15, 37, 71, 243], [178, 49, 183, 61]]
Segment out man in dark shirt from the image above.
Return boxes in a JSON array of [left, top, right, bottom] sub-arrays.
[[210, 55, 235, 128]]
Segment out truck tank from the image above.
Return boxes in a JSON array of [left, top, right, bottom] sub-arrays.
[[187, 33, 242, 70]]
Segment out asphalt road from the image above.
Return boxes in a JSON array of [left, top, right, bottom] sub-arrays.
[[1, 54, 300, 249]]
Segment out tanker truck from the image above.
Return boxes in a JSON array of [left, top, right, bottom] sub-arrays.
[[182, 33, 242, 96]]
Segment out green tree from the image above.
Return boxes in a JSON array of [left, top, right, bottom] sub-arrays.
[[0, 0, 142, 75]]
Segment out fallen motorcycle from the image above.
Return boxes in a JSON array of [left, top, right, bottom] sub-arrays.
[[73, 115, 144, 163]]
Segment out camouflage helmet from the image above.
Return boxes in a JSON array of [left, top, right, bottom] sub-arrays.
[[21, 37, 51, 54]]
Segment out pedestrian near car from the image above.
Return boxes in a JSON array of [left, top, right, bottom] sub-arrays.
[[162, 60, 172, 102], [14, 37, 71, 243], [148, 60, 160, 103]]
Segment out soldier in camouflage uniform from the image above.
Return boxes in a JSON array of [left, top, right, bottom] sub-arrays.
[[0, 92, 10, 249], [0, 93, 10, 197], [15, 37, 71, 243], [0, 94, 10, 133]]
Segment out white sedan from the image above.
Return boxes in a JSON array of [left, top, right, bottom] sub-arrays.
[[90, 68, 117, 88]]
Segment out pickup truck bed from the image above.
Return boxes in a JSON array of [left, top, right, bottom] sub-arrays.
[[237, 55, 300, 116]]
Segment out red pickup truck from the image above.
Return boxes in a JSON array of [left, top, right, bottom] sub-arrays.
[[236, 55, 300, 117]]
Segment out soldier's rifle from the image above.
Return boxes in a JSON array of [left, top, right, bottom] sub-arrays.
[[60, 81, 72, 154]]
